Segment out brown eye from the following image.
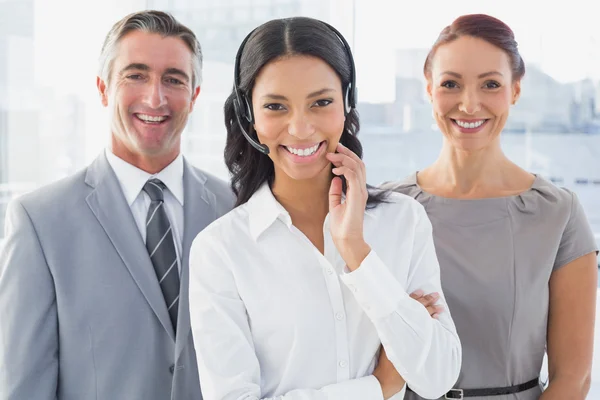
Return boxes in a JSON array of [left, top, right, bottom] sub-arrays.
[[313, 99, 333, 107], [166, 77, 184, 85], [441, 81, 458, 89], [484, 81, 501, 89], [264, 103, 286, 111]]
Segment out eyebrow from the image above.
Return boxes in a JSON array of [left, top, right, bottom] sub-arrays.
[[164, 67, 190, 83], [119, 63, 190, 82], [307, 88, 335, 98], [440, 71, 504, 79], [260, 87, 336, 101]]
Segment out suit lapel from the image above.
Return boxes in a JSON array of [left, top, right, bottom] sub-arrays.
[[176, 159, 216, 357], [85, 154, 175, 342]]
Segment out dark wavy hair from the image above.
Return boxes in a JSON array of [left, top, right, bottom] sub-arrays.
[[224, 17, 389, 207]]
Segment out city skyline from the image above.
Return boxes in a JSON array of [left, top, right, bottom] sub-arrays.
[[2, 0, 600, 187], [1, 3, 600, 396], [25, 0, 600, 103]]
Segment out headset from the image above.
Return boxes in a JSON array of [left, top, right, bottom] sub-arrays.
[[232, 20, 358, 155]]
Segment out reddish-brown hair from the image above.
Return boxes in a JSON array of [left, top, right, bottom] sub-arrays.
[[424, 14, 525, 81]]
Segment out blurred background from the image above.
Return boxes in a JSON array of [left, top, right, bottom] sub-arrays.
[[1, 0, 599, 396]]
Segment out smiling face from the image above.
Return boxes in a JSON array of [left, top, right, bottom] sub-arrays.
[[251, 54, 346, 184], [97, 30, 200, 170], [427, 35, 521, 151]]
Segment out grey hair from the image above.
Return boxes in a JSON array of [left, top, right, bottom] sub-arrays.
[[98, 10, 203, 88]]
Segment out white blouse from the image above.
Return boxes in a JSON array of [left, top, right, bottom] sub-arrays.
[[189, 183, 461, 400]]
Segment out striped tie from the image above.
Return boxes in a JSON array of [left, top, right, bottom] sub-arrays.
[[143, 178, 180, 332]]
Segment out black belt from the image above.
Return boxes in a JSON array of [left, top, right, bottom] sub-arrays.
[[407, 377, 539, 399]]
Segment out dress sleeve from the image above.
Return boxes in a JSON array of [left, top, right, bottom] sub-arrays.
[[553, 190, 599, 271]]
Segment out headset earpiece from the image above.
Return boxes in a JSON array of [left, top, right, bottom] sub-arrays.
[[242, 94, 253, 123], [232, 20, 357, 154]]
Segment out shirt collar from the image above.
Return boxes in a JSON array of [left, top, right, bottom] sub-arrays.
[[105, 149, 184, 206], [246, 182, 291, 241], [244, 181, 378, 240]]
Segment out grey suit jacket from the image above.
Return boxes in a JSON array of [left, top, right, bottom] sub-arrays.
[[0, 153, 235, 400]]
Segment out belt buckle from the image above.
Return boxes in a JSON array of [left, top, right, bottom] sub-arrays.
[[445, 388, 463, 399]]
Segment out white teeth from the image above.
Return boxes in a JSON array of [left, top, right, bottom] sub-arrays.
[[455, 120, 485, 129], [285, 143, 320, 157], [137, 114, 167, 122]]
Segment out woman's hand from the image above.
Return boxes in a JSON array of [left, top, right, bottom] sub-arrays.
[[410, 290, 445, 319], [326, 143, 370, 271]]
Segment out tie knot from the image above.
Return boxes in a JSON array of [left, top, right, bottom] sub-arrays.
[[143, 179, 166, 202]]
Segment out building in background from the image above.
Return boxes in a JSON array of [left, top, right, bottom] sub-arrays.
[[0, 0, 599, 253], [0, 0, 356, 238], [145, 0, 355, 178], [0, 0, 38, 234]]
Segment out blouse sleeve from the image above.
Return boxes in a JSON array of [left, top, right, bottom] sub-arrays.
[[554, 190, 599, 271]]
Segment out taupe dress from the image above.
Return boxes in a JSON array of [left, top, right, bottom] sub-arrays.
[[385, 173, 598, 400]]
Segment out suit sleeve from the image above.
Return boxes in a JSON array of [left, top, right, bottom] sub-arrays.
[[0, 199, 58, 400]]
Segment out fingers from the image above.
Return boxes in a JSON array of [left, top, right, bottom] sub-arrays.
[[327, 154, 362, 179], [411, 291, 439, 304], [327, 153, 359, 171], [331, 166, 367, 206], [331, 166, 358, 181], [410, 291, 445, 319], [326, 143, 366, 183], [409, 289, 425, 299], [425, 304, 445, 319], [328, 176, 343, 211], [326, 142, 368, 221], [335, 142, 363, 164], [328, 144, 367, 203]]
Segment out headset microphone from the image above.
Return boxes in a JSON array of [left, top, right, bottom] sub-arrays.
[[233, 20, 356, 155], [233, 96, 270, 154]]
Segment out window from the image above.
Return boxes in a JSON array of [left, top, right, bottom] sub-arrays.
[[1, 0, 598, 396]]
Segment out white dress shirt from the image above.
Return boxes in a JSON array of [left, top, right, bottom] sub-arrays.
[[189, 183, 462, 400], [105, 149, 184, 274]]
